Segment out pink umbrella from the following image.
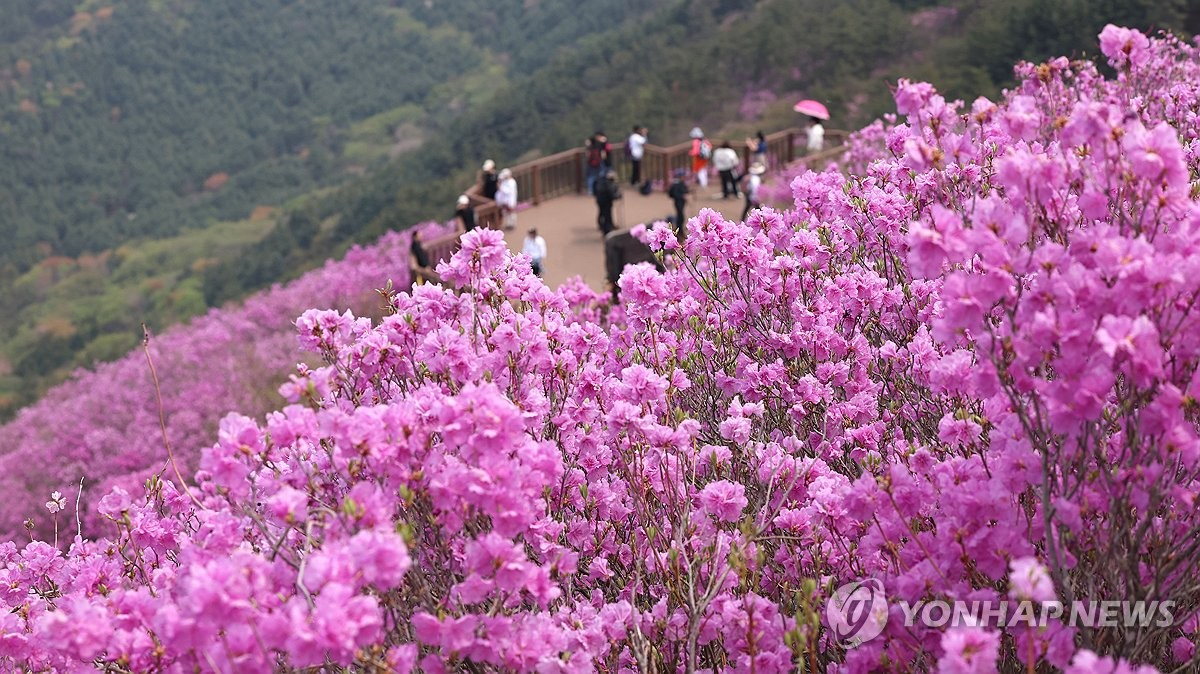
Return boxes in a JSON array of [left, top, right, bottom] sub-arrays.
[[793, 99, 830, 120]]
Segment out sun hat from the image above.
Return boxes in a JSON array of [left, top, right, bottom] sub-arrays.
[[457, 194, 470, 206], [499, 168, 512, 179], [748, 163, 766, 175], [689, 127, 704, 139], [482, 159, 495, 171]]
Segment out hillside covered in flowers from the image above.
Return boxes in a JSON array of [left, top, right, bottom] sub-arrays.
[[2, 25, 1200, 673]]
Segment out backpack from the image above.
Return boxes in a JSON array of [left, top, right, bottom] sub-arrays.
[[639, 180, 653, 196], [587, 144, 604, 167], [699, 140, 712, 160]]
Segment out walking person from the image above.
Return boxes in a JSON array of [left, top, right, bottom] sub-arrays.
[[713, 141, 740, 199], [627, 125, 647, 187], [455, 194, 477, 233], [496, 167, 518, 230], [688, 127, 712, 189], [594, 169, 621, 235], [481, 160, 499, 200], [585, 131, 611, 195], [741, 162, 764, 222], [667, 168, 690, 241], [523, 227, 547, 277]]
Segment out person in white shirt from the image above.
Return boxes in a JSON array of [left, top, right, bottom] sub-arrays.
[[496, 168, 518, 229], [742, 162, 764, 221], [523, 227, 547, 277], [712, 141, 741, 199], [806, 118, 825, 153], [627, 125, 647, 186]]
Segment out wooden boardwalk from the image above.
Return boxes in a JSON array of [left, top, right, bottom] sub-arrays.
[[415, 131, 848, 292], [500, 188, 755, 291]]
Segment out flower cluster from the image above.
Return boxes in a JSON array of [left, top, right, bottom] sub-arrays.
[[0, 25, 1197, 673]]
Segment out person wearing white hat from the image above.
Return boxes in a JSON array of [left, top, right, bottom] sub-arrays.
[[496, 168, 518, 230], [741, 162, 765, 221], [481, 160, 499, 200], [455, 194, 476, 233]]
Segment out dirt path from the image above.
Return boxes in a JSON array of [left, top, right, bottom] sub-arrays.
[[502, 187, 754, 291]]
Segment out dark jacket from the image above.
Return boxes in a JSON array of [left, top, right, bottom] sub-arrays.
[[410, 237, 430, 269], [456, 206, 476, 231], [667, 179, 689, 205], [587, 138, 611, 168], [595, 177, 621, 206], [482, 172, 499, 200], [605, 229, 664, 286]]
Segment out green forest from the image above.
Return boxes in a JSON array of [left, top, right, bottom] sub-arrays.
[[0, 0, 1196, 419]]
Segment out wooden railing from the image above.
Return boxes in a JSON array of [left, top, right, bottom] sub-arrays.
[[418, 126, 850, 271]]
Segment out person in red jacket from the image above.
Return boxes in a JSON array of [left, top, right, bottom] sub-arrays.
[[688, 127, 712, 189]]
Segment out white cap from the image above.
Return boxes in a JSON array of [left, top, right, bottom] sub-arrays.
[[457, 195, 470, 206], [689, 127, 704, 139]]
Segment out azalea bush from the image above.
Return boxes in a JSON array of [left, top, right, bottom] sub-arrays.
[[1, 25, 1199, 673], [0, 232, 413, 541]]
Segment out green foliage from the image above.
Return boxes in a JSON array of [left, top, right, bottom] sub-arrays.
[[0, 217, 274, 417], [0, 0, 487, 270]]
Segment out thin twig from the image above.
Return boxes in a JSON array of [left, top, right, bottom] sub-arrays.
[[75, 477, 84, 541], [142, 325, 207, 511]]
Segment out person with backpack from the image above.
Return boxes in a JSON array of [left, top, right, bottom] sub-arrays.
[[585, 131, 610, 195], [712, 140, 741, 199], [688, 127, 712, 189], [594, 169, 621, 235], [667, 168, 690, 241]]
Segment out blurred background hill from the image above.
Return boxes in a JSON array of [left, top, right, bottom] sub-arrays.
[[0, 0, 1195, 419]]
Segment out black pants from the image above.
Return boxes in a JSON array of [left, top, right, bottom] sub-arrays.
[[742, 194, 758, 221], [630, 159, 642, 186], [673, 202, 687, 241], [598, 203, 615, 234], [719, 169, 738, 198]]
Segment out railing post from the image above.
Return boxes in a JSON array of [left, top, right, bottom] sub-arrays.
[[532, 165, 541, 205], [575, 152, 583, 194], [786, 131, 795, 164]]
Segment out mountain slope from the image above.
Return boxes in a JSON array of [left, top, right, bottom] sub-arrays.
[[0, 0, 1193, 422]]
